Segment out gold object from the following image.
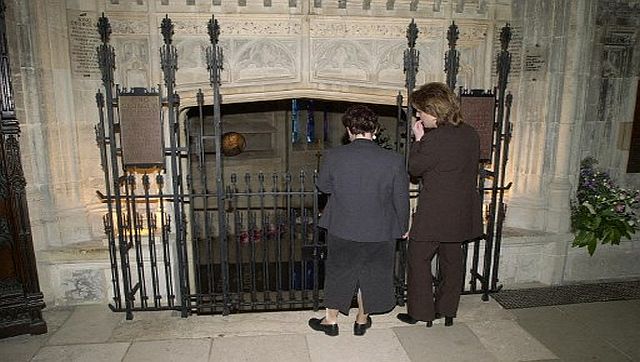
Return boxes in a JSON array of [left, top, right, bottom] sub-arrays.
[[221, 132, 246, 156]]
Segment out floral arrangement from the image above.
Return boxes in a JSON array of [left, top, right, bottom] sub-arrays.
[[570, 157, 640, 255]]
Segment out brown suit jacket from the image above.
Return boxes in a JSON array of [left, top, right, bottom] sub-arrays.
[[408, 123, 483, 242]]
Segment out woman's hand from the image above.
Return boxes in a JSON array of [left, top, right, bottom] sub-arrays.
[[402, 231, 410, 239], [412, 120, 425, 141]]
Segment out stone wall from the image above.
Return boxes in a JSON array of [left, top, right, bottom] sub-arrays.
[[3, 0, 640, 306]]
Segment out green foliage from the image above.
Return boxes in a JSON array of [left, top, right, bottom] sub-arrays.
[[570, 157, 640, 255]]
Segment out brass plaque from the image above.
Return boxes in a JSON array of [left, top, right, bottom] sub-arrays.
[[460, 96, 495, 162], [119, 93, 164, 170]]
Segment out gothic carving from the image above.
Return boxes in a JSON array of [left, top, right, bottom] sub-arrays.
[[310, 21, 442, 40], [376, 42, 405, 85], [458, 24, 488, 43], [3, 136, 25, 193], [233, 39, 297, 82], [116, 39, 149, 88], [111, 18, 149, 34], [176, 38, 208, 69], [0, 218, 10, 247], [0, 164, 6, 199], [313, 40, 370, 82], [172, 18, 301, 37]]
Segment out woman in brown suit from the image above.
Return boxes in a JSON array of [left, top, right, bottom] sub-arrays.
[[397, 82, 482, 327]]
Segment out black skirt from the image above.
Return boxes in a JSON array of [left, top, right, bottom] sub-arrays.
[[322, 233, 396, 315]]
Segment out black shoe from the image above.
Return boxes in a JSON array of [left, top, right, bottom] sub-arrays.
[[353, 316, 372, 336], [426, 320, 433, 328], [309, 317, 339, 336], [397, 313, 418, 324], [444, 316, 454, 327]]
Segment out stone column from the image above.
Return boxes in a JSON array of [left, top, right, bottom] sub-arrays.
[[506, 0, 596, 233], [545, 0, 596, 233]]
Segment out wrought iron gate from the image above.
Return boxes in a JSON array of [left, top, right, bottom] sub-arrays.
[[95, 15, 513, 319]]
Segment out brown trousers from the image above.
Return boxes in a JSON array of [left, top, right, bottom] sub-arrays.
[[406, 240, 463, 321]]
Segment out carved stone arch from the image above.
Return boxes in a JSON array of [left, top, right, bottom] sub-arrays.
[[233, 38, 297, 82], [416, 44, 440, 84], [375, 42, 405, 85], [313, 39, 371, 82], [117, 38, 150, 89], [175, 38, 208, 70]]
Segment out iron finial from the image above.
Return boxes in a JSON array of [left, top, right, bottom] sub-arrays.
[[97, 13, 112, 44], [161, 15, 174, 45], [500, 23, 512, 52], [207, 15, 220, 45], [406, 19, 419, 48], [447, 21, 459, 49]]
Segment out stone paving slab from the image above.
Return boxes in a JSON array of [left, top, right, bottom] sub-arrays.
[[47, 304, 123, 345], [466, 320, 557, 361], [393, 324, 499, 362], [510, 306, 634, 362], [307, 328, 411, 362], [211, 334, 310, 362], [31, 342, 130, 362], [6, 296, 636, 362], [124, 338, 212, 362], [0, 332, 50, 362]]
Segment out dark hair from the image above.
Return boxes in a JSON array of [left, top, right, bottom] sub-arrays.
[[411, 82, 462, 126], [342, 104, 379, 135]]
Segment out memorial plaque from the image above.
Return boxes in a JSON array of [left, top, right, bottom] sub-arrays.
[[67, 11, 101, 79], [460, 95, 495, 162], [119, 92, 164, 170]]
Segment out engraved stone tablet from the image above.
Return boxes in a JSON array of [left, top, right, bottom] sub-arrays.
[[119, 91, 164, 170], [460, 95, 495, 162], [67, 10, 101, 79]]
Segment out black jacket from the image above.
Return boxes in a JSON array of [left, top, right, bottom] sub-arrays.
[[317, 139, 410, 242]]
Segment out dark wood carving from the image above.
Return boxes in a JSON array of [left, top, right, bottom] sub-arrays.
[[0, 0, 47, 339]]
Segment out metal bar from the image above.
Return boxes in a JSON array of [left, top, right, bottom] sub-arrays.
[[245, 174, 258, 307], [157, 174, 175, 307], [128, 174, 148, 308], [185, 102, 202, 311], [395, 93, 403, 153], [444, 21, 460, 91], [96, 15, 134, 320], [259, 173, 270, 303], [481, 23, 512, 301], [160, 15, 190, 317], [273, 174, 283, 307], [286, 173, 295, 300], [403, 19, 419, 168], [142, 174, 161, 307], [312, 171, 320, 310], [206, 15, 230, 315], [299, 171, 308, 302], [95, 91, 122, 309], [491, 93, 513, 291]]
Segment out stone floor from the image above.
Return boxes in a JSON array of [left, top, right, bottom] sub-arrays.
[[1, 295, 639, 361]]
